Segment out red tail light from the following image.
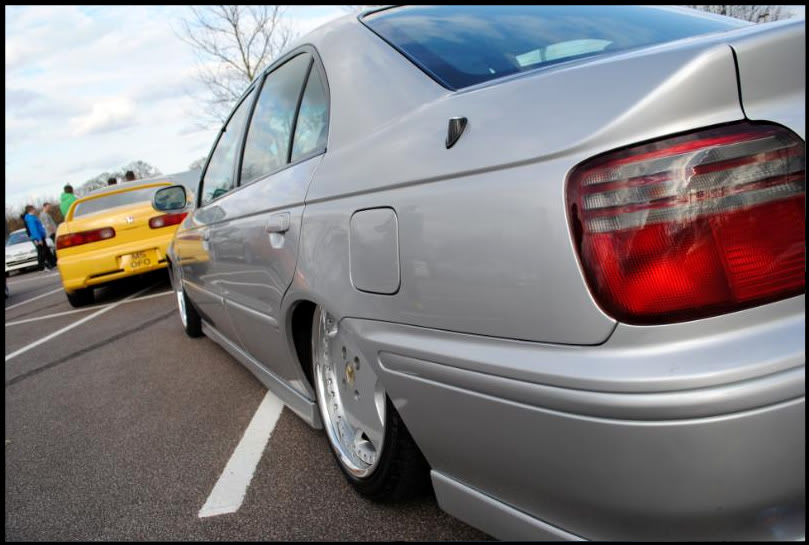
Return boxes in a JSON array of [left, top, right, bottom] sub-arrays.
[[149, 212, 188, 229], [56, 227, 116, 250], [567, 122, 805, 324]]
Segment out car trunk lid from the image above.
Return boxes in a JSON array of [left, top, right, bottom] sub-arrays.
[[57, 183, 171, 257]]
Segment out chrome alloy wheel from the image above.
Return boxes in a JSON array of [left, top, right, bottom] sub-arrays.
[[173, 262, 188, 330], [313, 306, 387, 478], [171, 265, 202, 338], [176, 282, 188, 329]]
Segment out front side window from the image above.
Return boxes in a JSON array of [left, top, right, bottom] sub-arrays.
[[200, 88, 256, 206], [362, 5, 748, 90], [291, 64, 329, 162], [240, 54, 312, 185]]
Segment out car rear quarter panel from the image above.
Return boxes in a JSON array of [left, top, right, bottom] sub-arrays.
[[730, 18, 805, 136], [298, 25, 747, 345]]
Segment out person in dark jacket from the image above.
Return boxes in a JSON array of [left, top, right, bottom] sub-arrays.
[[23, 205, 56, 270]]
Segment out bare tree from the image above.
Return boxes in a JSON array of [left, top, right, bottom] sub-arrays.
[[188, 156, 208, 170], [76, 161, 163, 196], [178, 5, 297, 127], [6, 206, 25, 233], [6, 194, 62, 232], [685, 5, 787, 23], [122, 160, 162, 180]]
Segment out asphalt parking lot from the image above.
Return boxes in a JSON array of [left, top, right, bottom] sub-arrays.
[[5, 268, 492, 541]]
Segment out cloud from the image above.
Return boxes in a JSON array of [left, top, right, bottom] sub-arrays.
[[4, 5, 101, 72], [5, 87, 41, 110], [4, 5, 345, 210], [178, 123, 208, 137], [6, 86, 85, 121], [71, 97, 137, 136]]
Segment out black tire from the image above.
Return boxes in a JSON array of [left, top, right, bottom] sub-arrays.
[[347, 396, 431, 502], [311, 306, 430, 502], [176, 284, 203, 338], [66, 288, 94, 308]]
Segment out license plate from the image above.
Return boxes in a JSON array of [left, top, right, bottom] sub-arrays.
[[121, 250, 157, 272]]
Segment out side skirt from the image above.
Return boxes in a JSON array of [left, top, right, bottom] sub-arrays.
[[202, 321, 323, 429]]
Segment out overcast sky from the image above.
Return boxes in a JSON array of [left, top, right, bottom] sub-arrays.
[[4, 5, 805, 212], [4, 5, 345, 211]]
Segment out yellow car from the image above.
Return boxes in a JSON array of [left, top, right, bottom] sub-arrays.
[[56, 179, 189, 307]]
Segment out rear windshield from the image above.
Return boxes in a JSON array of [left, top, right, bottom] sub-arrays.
[[362, 5, 748, 90], [72, 185, 168, 218], [6, 231, 31, 246]]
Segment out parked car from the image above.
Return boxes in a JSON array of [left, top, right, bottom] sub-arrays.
[[154, 6, 805, 541], [5, 228, 40, 276], [56, 177, 189, 307]]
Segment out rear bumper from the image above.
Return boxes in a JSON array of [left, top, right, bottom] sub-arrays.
[[345, 295, 805, 541], [57, 234, 173, 292]]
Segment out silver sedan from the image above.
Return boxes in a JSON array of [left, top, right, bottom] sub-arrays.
[[154, 5, 805, 541]]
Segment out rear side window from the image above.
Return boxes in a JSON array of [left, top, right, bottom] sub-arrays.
[[291, 65, 329, 162], [362, 5, 748, 90], [240, 53, 312, 185], [72, 186, 169, 218]]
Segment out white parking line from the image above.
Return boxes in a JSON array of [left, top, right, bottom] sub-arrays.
[[4, 287, 64, 311], [5, 284, 156, 362], [198, 390, 284, 518], [5, 291, 173, 327]]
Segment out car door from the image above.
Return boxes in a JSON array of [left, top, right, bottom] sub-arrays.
[[210, 50, 329, 393], [177, 86, 258, 344]]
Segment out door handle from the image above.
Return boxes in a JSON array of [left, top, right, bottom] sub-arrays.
[[266, 212, 290, 234]]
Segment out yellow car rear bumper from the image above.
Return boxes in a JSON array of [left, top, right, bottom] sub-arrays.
[[57, 234, 173, 293]]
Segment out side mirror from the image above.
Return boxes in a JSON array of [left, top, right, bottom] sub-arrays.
[[153, 185, 188, 212]]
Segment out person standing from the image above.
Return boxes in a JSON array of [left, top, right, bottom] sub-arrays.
[[60, 184, 78, 217], [39, 202, 58, 246], [23, 205, 56, 270]]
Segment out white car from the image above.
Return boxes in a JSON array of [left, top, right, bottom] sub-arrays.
[[5, 228, 40, 276]]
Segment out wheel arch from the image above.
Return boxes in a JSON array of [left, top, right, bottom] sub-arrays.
[[287, 297, 317, 392]]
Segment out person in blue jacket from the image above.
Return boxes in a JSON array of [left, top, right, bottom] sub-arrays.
[[23, 205, 56, 270]]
